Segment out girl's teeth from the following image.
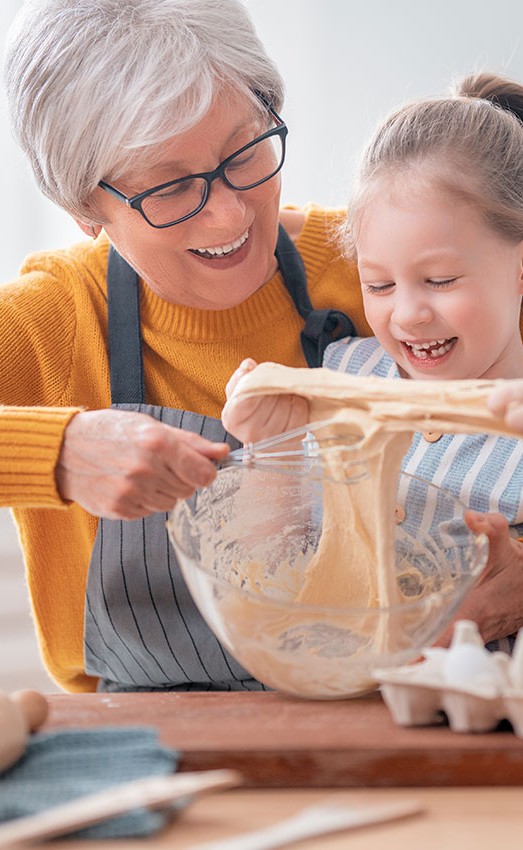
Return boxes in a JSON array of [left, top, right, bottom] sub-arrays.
[[410, 339, 446, 350], [194, 230, 249, 256], [406, 338, 454, 359]]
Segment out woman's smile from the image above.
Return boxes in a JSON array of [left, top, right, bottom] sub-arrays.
[[187, 228, 251, 267], [188, 227, 249, 259], [96, 91, 282, 308]]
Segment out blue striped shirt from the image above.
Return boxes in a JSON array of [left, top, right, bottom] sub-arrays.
[[324, 336, 523, 534]]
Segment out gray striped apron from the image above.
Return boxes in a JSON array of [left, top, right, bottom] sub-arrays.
[[84, 226, 355, 691]]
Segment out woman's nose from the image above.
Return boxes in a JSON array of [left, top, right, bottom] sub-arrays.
[[200, 178, 246, 227]]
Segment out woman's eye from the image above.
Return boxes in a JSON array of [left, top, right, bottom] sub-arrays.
[[157, 182, 192, 200], [228, 147, 258, 170]]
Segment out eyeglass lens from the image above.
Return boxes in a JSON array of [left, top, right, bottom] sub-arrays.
[[140, 132, 284, 227]]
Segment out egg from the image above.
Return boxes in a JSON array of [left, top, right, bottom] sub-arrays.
[[443, 644, 504, 689]]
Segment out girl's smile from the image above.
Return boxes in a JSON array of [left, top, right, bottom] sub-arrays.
[[356, 180, 523, 381], [400, 336, 457, 367]]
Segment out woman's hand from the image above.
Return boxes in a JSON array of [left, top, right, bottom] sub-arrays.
[[55, 409, 230, 520], [488, 379, 523, 433], [222, 358, 309, 444], [435, 510, 523, 647]]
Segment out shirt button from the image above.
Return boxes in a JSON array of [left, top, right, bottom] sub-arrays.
[[395, 505, 406, 524], [423, 431, 443, 443]]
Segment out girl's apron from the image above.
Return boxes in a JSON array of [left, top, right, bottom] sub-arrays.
[[84, 226, 355, 691]]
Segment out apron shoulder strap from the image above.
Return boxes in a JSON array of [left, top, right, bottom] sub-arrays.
[[107, 246, 145, 404], [106, 228, 357, 404], [275, 224, 356, 367]]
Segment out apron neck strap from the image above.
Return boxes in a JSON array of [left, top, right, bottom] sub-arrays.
[[107, 247, 145, 404], [275, 224, 356, 367], [106, 226, 357, 403]]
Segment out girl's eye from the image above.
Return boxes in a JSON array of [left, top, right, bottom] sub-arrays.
[[428, 278, 457, 288], [362, 282, 395, 294]]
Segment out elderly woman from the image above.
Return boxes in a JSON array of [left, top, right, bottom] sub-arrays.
[[2, 0, 367, 693]]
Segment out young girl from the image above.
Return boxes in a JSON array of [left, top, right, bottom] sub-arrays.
[[222, 72, 523, 651]]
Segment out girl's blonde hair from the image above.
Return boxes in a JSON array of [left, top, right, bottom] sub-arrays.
[[341, 72, 523, 257]]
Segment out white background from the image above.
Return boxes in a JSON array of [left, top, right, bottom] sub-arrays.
[[1, 0, 523, 281]]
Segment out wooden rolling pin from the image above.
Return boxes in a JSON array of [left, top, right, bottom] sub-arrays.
[[0, 689, 49, 772]]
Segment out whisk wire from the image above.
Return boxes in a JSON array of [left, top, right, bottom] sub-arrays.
[[219, 418, 365, 478]]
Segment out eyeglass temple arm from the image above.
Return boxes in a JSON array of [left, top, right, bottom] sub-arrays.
[[98, 180, 129, 204], [253, 89, 284, 124]]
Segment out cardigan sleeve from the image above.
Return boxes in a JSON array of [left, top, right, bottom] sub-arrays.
[[0, 406, 81, 506]]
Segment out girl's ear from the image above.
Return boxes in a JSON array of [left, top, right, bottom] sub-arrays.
[[516, 241, 523, 294], [74, 220, 102, 239]]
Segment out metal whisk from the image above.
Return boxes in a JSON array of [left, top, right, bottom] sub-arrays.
[[218, 418, 366, 478]]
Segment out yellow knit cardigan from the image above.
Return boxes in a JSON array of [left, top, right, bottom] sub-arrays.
[[0, 205, 371, 692]]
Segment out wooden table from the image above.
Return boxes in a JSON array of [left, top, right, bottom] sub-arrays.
[[44, 690, 523, 786], [25, 692, 523, 847], [50, 787, 522, 850]]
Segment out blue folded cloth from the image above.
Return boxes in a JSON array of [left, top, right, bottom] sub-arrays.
[[0, 727, 179, 839]]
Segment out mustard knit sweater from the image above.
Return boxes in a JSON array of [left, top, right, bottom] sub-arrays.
[[0, 205, 371, 692]]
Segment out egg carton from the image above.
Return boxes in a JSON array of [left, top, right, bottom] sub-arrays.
[[373, 620, 523, 735]]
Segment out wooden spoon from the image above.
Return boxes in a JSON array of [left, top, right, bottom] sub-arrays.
[[190, 798, 423, 850]]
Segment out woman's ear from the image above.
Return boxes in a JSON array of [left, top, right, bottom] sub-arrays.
[[74, 220, 102, 239]]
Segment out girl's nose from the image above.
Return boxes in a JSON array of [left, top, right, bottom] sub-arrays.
[[391, 290, 433, 328]]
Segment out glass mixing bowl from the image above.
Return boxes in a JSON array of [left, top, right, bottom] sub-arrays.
[[167, 458, 488, 699]]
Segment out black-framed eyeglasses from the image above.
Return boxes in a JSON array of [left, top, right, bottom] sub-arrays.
[[98, 102, 288, 229]]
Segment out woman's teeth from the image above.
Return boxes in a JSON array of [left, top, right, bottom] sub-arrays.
[[192, 229, 249, 258], [405, 338, 455, 359]]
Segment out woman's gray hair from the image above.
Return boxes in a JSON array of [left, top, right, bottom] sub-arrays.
[[3, 0, 285, 220], [341, 72, 523, 257]]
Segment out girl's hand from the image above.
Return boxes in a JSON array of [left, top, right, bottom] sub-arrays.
[[55, 409, 230, 520], [434, 510, 523, 647], [222, 358, 309, 444], [488, 379, 523, 433]]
